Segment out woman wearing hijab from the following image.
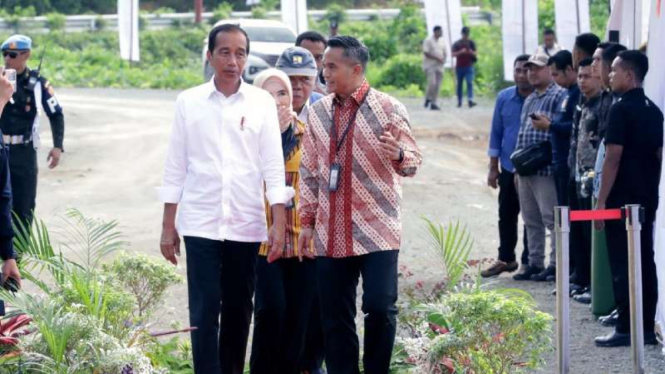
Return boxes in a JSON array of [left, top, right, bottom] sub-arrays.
[[250, 69, 318, 374]]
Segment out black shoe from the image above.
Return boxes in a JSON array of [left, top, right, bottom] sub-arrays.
[[424, 99, 431, 108], [573, 292, 591, 304], [468, 100, 477, 108], [571, 285, 589, 297], [546, 274, 556, 282], [595, 331, 631, 347], [595, 331, 659, 347], [513, 265, 544, 281], [569, 283, 584, 296], [599, 309, 619, 327], [430, 104, 441, 111], [531, 266, 556, 282], [457, 102, 462, 108]]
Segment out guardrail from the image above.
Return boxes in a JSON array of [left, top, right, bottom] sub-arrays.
[[0, 7, 494, 33]]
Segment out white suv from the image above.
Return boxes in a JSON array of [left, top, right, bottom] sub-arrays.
[[203, 19, 297, 83]]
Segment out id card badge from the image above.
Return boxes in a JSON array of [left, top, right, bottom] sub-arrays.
[[329, 163, 341, 192]]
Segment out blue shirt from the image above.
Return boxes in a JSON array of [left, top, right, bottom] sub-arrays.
[[488, 86, 528, 173], [550, 84, 580, 167]]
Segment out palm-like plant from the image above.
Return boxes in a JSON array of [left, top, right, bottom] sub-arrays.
[[13, 209, 127, 295], [421, 217, 474, 291]]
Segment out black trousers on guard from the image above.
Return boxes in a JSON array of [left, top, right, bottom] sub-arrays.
[[8, 144, 37, 229], [184, 237, 260, 374], [317, 250, 399, 374], [605, 206, 658, 335], [497, 168, 529, 264], [569, 180, 592, 287], [250, 257, 318, 374]]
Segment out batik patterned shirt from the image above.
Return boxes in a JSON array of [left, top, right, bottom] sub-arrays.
[[299, 81, 422, 258]]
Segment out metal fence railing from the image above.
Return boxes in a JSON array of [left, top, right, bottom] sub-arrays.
[[0, 7, 494, 34]]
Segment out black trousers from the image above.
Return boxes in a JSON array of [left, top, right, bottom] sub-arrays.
[[569, 180, 592, 287], [8, 144, 37, 229], [301, 292, 326, 372], [317, 250, 399, 374], [605, 207, 658, 334], [184, 237, 260, 374], [250, 257, 318, 374], [497, 169, 529, 264]]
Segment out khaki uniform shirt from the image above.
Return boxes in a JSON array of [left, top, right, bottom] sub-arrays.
[[422, 35, 447, 71]]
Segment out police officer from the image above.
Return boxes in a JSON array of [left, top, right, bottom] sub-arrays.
[[1, 35, 65, 228], [0, 69, 23, 288]]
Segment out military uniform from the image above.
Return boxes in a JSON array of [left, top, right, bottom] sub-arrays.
[[1, 36, 64, 227]]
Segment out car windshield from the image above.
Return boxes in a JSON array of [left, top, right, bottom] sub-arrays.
[[244, 26, 296, 43]]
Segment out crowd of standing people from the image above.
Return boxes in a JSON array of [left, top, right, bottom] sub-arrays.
[[158, 24, 422, 374], [482, 29, 663, 348]]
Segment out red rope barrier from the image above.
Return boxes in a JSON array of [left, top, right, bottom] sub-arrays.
[[569, 209, 623, 222]]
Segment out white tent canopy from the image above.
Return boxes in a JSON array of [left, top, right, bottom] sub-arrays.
[[501, 0, 538, 81], [554, 0, 591, 50], [118, 0, 139, 62], [645, 0, 665, 353]]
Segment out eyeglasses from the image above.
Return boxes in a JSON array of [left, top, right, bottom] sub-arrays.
[[2, 51, 26, 59]]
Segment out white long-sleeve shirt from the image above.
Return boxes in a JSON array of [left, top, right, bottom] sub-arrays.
[[157, 79, 288, 243]]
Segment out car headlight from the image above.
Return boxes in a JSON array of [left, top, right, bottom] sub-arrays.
[[246, 54, 270, 76]]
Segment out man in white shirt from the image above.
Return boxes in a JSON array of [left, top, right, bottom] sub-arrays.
[[422, 25, 447, 110], [158, 24, 289, 374], [535, 29, 562, 57]]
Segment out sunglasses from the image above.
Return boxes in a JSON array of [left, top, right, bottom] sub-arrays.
[[2, 51, 26, 59]]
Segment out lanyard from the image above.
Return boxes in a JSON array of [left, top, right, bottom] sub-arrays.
[[330, 88, 371, 156]]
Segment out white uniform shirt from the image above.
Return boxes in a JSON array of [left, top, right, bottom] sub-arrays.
[[158, 79, 288, 242]]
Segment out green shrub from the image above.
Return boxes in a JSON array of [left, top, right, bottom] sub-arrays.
[[106, 252, 183, 319], [154, 7, 176, 17], [45, 12, 66, 32], [389, 1, 426, 55], [211, 2, 234, 24], [378, 54, 426, 90], [324, 4, 347, 24], [251, 6, 268, 19], [94, 16, 108, 31], [400, 289, 553, 374]]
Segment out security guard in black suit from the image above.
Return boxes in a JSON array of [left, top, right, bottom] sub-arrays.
[[1, 35, 64, 229]]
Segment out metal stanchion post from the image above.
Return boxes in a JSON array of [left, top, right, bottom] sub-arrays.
[[625, 204, 644, 374], [555, 206, 570, 374]]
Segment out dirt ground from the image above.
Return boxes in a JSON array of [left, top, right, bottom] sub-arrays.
[[34, 88, 664, 373]]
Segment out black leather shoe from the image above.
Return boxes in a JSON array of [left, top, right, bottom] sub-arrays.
[[595, 331, 631, 347], [571, 286, 589, 297], [430, 104, 441, 111], [424, 99, 431, 108], [468, 100, 477, 108], [574, 292, 591, 304], [595, 331, 659, 347], [513, 265, 544, 281], [568, 283, 584, 296], [531, 266, 556, 282], [599, 309, 619, 327], [457, 101, 462, 108]]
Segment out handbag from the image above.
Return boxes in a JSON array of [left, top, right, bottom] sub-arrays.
[[510, 141, 552, 176]]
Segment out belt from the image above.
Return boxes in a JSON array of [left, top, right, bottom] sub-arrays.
[[2, 135, 30, 145]]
